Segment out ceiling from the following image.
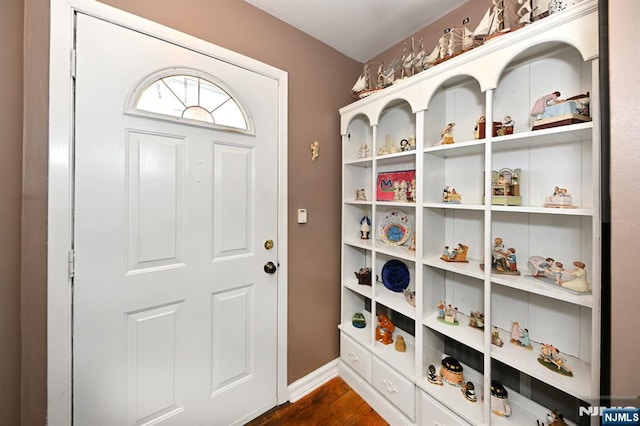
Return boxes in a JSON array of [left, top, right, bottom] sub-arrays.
[[243, 0, 470, 63]]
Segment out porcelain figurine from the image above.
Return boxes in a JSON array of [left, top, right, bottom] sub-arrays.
[[375, 313, 395, 345], [492, 326, 504, 347], [427, 364, 443, 385], [441, 243, 469, 263], [400, 138, 411, 151], [538, 343, 573, 376], [491, 237, 520, 275], [442, 186, 462, 204], [544, 186, 575, 208], [468, 311, 484, 329], [395, 335, 407, 352], [356, 188, 367, 201], [403, 288, 416, 307], [529, 256, 590, 293], [490, 380, 512, 417], [462, 381, 477, 402], [358, 142, 370, 159], [497, 115, 515, 136], [437, 303, 459, 326], [510, 321, 533, 350], [378, 134, 400, 155], [360, 212, 371, 239], [439, 122, 455, 145], [440, 356, 464, 386]]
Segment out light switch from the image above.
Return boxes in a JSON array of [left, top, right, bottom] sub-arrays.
[[297, 208, 307, 224]]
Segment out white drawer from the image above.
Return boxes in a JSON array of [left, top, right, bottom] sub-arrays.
[[372, 357, 416, 421], [340, 333, 372, 383], [419, 391, 470, 426]]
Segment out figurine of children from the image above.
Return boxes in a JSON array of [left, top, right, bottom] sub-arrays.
[[510, 321, 520, 343], [400, 139, 411, 151], [498, 116, 515, 136], [519, 328, 531, 347], [398, 180, 408, 201], [408, 135, 416, 150], [531, 91, 562, 118], [492, 237, 510, 272], [360, 212, 371, 239], [358, 142, 370, 159], [440, 122, 455, 145], [507, 248, 517, 271], [560, 261, 590, 292], [437, 301, 445, 319], [552, 261, 564, 285], [356, 188, 367, 201]]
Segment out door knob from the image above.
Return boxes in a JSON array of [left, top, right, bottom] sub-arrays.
[[264, 261, 277, 274]]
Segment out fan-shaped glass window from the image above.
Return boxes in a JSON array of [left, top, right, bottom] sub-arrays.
[[134, 74, 248, 130]]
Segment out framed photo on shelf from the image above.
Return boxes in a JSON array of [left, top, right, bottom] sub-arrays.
[[376, 170, 416, 201]]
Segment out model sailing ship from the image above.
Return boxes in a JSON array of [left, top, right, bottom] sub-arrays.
[[352, 0, 552, 98]]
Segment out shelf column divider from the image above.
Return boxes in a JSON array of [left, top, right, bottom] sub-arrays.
[[414, 110, 425, 383], [483, 88, 495, 425]]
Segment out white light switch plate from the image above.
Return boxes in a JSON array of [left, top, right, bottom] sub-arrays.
[[297, 208, 307, 223]]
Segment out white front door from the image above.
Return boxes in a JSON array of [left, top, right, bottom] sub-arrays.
[[73, 13, 280, 425]]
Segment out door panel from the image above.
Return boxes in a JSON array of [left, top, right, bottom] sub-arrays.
[[74, 13, 279, 426]]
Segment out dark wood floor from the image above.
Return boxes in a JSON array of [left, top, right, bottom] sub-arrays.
[[246, 376, 389, 425]]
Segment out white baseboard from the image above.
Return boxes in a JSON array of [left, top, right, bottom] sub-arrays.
[[287, 358, 339, 403]]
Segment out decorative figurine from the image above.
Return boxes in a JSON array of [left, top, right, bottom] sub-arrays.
[[510, 321, 533, 350], [395, 335, 407, 352], [544, 186, 576, 208], [360, 212, 371, 239], [437, 303, 459, 326], [393, 180, 409, 201], [537, 409, 569, 426], [355, 188, 367, 201], [462, 381, 477, 402], [474, 115, 503, 139], [439, 122, 455, 145], [538, 343, 573, 376], [352, 312, 366, 329], [490, 380, 512, 417], [403, 288, 416, 307], [442, 185, 462, 204], [408, 135, 416, 150], [378, 134, 400, 155], [408, 179, 417, 202], [427, 364, 443, 385], [310, 141, 319, 161], [375, 313, 395, 345], [408, 234, 416, 251], [530, 91, 591, 130], [492, 326, 504, 347], [354, 267, 373, 286], [468, 311, 484, 329], [358, 142, 370, 159], [528, 256, 591, 293], [400, 138, 412, 151], [480, 237, 520, 275], [440, 243, 469, 263], [496, 115, 515, 136], [440, 356, 464, 386], [489, 168, 521, 205]]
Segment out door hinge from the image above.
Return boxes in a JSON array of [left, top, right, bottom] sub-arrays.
[[71, 48, 77, 79], [68, 249, 75, 278]]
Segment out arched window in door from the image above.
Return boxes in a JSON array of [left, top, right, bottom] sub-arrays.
[[129, 70, 251, 132]]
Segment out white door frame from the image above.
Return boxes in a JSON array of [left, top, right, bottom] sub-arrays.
[[48, 1, 288, 424]]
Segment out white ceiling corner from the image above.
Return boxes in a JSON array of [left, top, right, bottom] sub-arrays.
[[243, 0, 470, 62]]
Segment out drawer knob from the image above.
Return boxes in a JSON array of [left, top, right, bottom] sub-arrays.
[[382, 379, 399, 394]]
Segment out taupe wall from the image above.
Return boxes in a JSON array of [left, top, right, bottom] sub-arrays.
[[0, 1, 24, 425], [609, 0, 640, 406]]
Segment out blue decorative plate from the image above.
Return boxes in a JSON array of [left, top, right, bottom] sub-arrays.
[[381, 260, 410, 292]]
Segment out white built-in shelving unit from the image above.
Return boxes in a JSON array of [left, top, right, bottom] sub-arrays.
[[338, 2, 600, 425]]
